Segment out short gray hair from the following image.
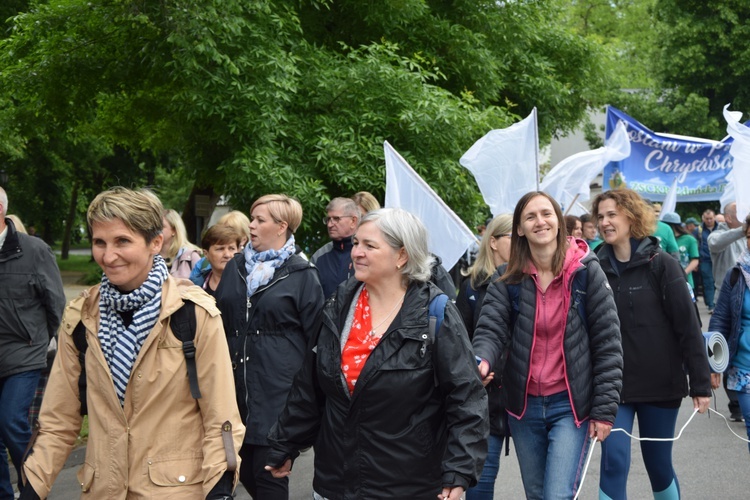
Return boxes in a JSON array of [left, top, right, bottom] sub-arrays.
[[326, 197, 360, 219], [360, 208, 434, 284]]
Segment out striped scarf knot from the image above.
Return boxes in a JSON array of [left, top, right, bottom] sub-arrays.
[[98, 254, 169, 406]]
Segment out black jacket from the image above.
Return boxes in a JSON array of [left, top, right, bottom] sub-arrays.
[[472, 249, 623, 425], [0, 218, 65, 379], [214, 253, 324, 445], [312, 237, 354, 298], [597, 237, 711, 402], [267, 278, 488, 499], [456, 273, 505, 436]]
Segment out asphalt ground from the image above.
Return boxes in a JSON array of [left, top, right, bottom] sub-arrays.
[[14, 280, 749, 499]]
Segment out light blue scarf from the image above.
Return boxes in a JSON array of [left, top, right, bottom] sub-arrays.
[[244, 235, 296, 297]]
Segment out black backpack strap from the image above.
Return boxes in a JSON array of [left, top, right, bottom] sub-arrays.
[[72, 322, 89, 416], [171, 300, 201, 399]]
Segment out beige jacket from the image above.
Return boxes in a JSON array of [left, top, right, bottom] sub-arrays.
[[24, 277, 244, 499]]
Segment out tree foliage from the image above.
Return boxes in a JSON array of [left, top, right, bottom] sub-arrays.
[[0, 0, 614, 247]]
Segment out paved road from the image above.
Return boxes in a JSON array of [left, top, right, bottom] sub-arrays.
[[27, 288, 750, 498]]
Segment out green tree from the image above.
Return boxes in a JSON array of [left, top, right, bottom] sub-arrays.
[[1, 0, 613, 247]]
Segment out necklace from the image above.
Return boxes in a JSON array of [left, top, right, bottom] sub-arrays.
[[369, 293, 405, 338]]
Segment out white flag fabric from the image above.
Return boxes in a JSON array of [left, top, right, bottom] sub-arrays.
[[723, 104, 750, 220], [541, 120, 631, 213], [659, 176, 680, 220], [459, 108, 538, 215], [384, 141, 477, 271]]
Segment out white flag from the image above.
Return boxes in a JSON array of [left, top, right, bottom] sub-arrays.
[[659, 176, 680, 220], [459, 108, 538, 215], [384, 141, 476, 271], [723, 104, 750, 220], [541, 120, 631, 212]]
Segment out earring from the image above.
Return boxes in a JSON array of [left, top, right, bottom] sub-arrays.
[[396, 264, 402, 270]]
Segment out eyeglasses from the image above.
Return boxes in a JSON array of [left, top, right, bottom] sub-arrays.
[[323, 215, 355, 225], [493, 233, 512, 239]]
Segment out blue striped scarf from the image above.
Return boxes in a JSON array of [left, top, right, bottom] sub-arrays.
[[98, 254, 169, 406]]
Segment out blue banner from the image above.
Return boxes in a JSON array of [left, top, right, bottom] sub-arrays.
[[604, 106, 732, 202]]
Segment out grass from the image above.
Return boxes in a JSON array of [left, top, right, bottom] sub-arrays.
[[76, 416, 89, 446], [55, 254, 102, 285]]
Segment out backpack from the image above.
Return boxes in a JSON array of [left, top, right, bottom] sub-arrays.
[[72, 300, 201, 416]]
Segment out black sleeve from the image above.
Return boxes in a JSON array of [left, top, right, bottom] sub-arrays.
[[659, 253, 712, 397], [455, 277, 475, 335], [205, 471, 234, 499], [19, 484, 41, 500]]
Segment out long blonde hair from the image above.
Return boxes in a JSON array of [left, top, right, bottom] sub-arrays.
[[466, 214, 512, 288], [162, 209, 200, 263]]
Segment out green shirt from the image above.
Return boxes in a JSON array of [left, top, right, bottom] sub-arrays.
[[675, 233, 699, 288], [653, 221, 679, 255]]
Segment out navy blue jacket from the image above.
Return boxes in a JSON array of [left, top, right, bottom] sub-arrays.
[[709, 265, 747, 364]]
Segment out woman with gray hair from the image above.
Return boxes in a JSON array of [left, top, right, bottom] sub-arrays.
[[266, 208, 488, 500]]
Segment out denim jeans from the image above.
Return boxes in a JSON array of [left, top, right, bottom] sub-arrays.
[[599, 402, 680, 500], [508, 391, 589, 500], [466, 433, 503, 500], [736, 392, 750, 453], [0, 369, 42, 497], [700, 260, 715, 309]]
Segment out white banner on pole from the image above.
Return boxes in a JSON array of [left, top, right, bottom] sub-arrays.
[[541, 120, 631, 213], [659, 176, 680, 220], [459, 108, 538, 215], [723, 104, 750, 220], [384, 141, 476, 271]]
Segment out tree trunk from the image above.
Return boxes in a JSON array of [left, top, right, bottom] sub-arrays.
[[182, 185, 219, 244], [61, 181, 79, 260]]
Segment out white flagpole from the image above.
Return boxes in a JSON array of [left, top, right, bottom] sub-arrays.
[[533, 107, 540, 191]]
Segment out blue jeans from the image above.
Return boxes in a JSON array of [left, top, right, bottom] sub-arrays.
[[466, 433, 503, 500], [736, 392, 750, 453], [699, 260, 715, 309], [508, 392, 589, 500], [0, 369, 42, 497], [599, 403, 680, 500]]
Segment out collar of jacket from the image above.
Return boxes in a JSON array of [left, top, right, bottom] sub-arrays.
[[332, 236, 353, 252], [234, 252, 314, 290], [0, 218, 22, 262], [325, 277, 441, 337], [598, 235, 659, 273]]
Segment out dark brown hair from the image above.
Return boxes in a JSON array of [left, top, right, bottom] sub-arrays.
[[501, 191, 567, 284]]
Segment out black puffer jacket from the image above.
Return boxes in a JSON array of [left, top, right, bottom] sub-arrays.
[[472, 248, 623, 425], [597, 237, 711, 402], [214, 253, 324, 445], [267, 279, 488, 499]]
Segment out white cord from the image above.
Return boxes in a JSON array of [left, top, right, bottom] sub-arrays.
[[573, 408, 750, 499]]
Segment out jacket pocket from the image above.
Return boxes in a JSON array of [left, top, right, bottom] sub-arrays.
[[76, 462, 97, 493], [147, 455, 203, 486]]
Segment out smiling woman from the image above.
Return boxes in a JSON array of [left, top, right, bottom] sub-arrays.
[[472, 191, 623, 500], [21, 187, 244, 500]]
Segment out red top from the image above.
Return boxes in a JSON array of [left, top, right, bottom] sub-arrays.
[[342, 288, 379, 394]]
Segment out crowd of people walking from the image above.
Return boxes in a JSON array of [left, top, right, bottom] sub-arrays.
[[1, 182, 745, 500]]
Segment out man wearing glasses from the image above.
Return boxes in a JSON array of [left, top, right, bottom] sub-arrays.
[[311, 198, 360, 297]]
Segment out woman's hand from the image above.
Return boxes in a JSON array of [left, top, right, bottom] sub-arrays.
[[588, 421, 612, 442], [438, 485, 465, 500], [693, 396, 711, 414], [710, 373, 721, 389], [477, 360, 494, 387], [264, 459, 292, 478]]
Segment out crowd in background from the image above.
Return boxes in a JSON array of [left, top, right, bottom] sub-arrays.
[[2, 182, 749, 500]]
